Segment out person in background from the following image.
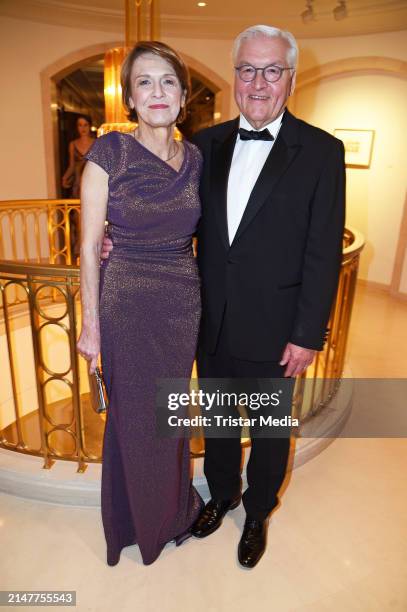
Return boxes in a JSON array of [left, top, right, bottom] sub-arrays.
[[62, 114, 94, 197], [62, 114, 94, 259]]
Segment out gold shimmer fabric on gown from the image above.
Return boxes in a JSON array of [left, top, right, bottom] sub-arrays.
[[84, 131, 204, 565]]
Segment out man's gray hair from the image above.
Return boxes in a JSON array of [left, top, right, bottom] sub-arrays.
[[232, 25, 298, 70]]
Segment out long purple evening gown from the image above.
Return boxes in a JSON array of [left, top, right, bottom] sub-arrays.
[[84, 131, 204, 566]]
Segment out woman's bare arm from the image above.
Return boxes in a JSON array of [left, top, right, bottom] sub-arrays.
[[76, 160, 108, 373], [62, 141, 76, 187]]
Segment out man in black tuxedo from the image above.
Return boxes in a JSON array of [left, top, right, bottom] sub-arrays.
[[189, 25, 345, 568]]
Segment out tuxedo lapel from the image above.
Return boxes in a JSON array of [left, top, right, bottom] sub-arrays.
[[232, 110, 302, 245], [210, 119, 239, 250]]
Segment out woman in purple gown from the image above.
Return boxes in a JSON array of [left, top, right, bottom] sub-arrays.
[[77, 41, 204, 566]]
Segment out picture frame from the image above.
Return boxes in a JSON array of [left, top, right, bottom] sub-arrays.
[[333, 129, 375, 168]]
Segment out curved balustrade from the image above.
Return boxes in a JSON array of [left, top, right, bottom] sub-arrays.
[[0, 199, 364, 471]]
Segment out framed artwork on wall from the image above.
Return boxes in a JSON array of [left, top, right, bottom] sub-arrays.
[[334, 129, 375, 168]]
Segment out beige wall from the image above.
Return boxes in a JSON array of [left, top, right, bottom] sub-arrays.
[[1, 15, 406, 288], [294, 74, 407, 286], [295, 30, 407, 72]]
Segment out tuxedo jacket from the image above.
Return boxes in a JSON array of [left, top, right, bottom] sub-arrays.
[[191, 109, 346, 362]]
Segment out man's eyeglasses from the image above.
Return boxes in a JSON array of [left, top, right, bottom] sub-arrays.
[[235, 64, 295, 83]]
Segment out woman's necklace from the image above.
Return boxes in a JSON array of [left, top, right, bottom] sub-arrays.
[[133, 131, 179, 162], [164, 141, 179, 162]]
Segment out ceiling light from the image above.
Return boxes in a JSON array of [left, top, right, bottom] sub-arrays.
[[301, 0, 315, 24], [333, 0, 348, 20], [197, 2, 207, 6]]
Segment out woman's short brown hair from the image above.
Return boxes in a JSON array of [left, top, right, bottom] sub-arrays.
[[121, 41, 191, 124]]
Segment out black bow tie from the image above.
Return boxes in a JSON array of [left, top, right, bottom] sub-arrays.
[[238, 127, 274, 141]]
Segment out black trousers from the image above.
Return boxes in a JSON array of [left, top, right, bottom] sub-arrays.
[[196, 311, 293, 521]]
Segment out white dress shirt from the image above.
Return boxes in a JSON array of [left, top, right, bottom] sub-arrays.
[[226, 111, 284, 245]]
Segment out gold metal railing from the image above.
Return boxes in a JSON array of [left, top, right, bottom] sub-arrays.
[[0, 199, 80, 267], [294, 227, 364, 424], [0, 199, 364, 471]]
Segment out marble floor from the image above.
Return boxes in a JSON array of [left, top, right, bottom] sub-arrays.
[[1, 282, 406, 612]]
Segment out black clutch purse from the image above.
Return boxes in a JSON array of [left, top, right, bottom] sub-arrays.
[[90, 366, 109, 413]]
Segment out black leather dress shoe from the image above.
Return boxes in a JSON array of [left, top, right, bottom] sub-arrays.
[[191, 495, 241, 538], [238, 516, 268, 568]]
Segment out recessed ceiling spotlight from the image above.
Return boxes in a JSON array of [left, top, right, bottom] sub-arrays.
[[197, 2, 207, 6], [333, 0, 348, 20], [301, 0, 315, 24]]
